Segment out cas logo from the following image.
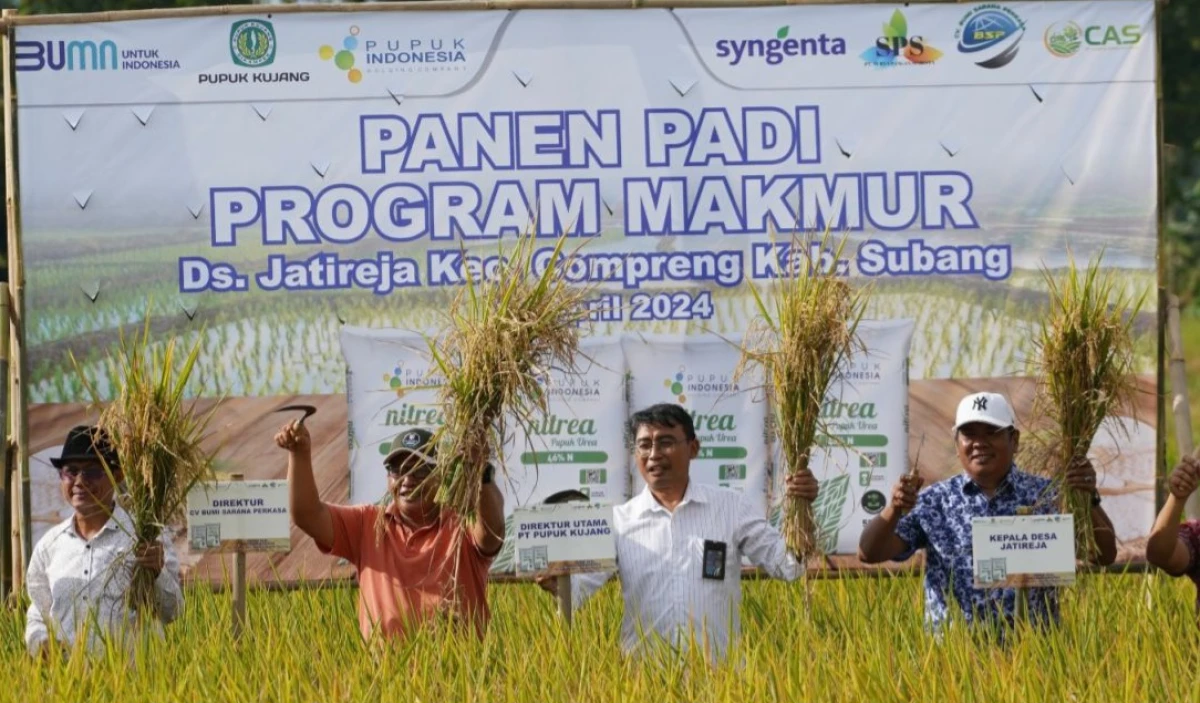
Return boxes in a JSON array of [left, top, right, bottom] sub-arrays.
[[955, 4, 1026, 69], [1044, 21, 1143, 58], [861, 10, 943, 68], [715, 25, 847, 67]]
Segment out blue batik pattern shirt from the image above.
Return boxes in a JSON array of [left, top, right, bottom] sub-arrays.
[[894, 467, 1060, 631]]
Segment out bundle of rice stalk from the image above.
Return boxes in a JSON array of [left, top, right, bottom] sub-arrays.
[[736, 231, 867, 561], [1032, 252, 1144, 561], [72, 317, 220, 617], [425, 232, 593, 520]]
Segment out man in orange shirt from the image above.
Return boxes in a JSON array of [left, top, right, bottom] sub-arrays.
[[275, 421, 505, 641]]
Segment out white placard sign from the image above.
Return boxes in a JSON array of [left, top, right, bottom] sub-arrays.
[[972, 515, 1076, 589], [186, 480, 292, 553], [513, 503, 617, 575]]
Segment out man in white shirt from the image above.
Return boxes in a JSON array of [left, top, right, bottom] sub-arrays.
[[539, 403, 818, 663], [24, 425, 183, 658]]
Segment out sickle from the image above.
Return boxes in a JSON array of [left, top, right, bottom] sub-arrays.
[[277, 404, 317, 426]]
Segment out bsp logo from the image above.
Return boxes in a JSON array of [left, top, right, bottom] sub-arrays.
[[1044, 21, 1142, 58], [230, 19, 276, 68], [955, 4, 1026, 69]]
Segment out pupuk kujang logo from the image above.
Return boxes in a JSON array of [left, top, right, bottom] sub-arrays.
[[955, 4, 1025, 69], [860, 10, 943, 68], [230, 19, 276, 68]]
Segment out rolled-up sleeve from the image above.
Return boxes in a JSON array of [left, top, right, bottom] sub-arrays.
[[155, 533, 185, 624], [24, 543, 51, 656], [736, 494, 801, 581]]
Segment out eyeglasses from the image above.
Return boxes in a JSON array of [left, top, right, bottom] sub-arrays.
[[386, 463, 433, 479], [56, 465, 109, 482], [634, 439, 683, 458]]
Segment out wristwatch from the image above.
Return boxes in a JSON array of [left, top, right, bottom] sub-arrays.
[[482, 463, 494, 485], [1091, 490, 1102, 507]]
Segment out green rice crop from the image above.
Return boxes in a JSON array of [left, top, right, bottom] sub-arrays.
[[3, 573, 1197, 702]]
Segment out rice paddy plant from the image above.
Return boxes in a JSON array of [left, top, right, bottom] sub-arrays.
[[71, 317, 221, 616], [425, 233, 594, 521], [737, 233, 868, 561], [1030, 254, 1145, 561], [3, 573, 1198, 702]]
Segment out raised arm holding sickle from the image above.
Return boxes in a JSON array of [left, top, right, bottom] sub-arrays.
[[275, 416, 505, 641]]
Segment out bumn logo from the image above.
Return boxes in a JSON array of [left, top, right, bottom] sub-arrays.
[[230, 19, 276, 68], [15, 39, 117, 72]]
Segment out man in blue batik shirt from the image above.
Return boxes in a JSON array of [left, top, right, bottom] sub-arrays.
[[858, 392, 1116, 632]]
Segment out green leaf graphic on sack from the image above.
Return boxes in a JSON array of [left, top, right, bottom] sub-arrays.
[[812, 474, 850, 553], [489, 515, 517, 573]]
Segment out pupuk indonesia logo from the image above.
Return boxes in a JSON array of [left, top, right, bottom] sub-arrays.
[[319, 25, 363, 83], [955, 4, 1025, 69], [861, 10, 943, 68], [663, 369, 688, 404], [230, 19, 276, 68], [715, 25, 846, 66]]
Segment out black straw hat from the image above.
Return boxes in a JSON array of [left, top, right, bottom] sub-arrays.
[[50, 425, 120, 470]]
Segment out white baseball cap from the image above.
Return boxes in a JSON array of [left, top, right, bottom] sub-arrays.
[[953, 392, 1016, 432]]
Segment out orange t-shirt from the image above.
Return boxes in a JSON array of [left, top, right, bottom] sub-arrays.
[[321, 504, 496, 641]]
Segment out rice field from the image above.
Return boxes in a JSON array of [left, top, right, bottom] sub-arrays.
[[31, 272, 1158, 403], [2, 572, 1198, 702]]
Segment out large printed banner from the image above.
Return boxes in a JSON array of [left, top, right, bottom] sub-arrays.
[[16, 2, 1159, 578]]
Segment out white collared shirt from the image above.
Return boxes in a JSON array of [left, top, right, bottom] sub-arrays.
[[24, 505, 184, 656], [574, 482, 801, 661]]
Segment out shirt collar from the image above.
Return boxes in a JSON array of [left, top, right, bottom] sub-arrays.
[[960, 465, 1025, 497], [633, 480, 708, 515], [67, 504, 133, 539]]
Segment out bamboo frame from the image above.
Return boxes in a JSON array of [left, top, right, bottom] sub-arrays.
[[0, 283, 8, 602], [2, 8, 29, 597], [0, 0, 1173, 586], [0, 0, 968, 29]]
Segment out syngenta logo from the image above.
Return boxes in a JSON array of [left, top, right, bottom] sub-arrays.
[[715, 25, 847, 66]]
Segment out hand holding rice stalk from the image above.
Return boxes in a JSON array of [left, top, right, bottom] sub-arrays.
[[72, 317, 220, 617], [425, 232, 594, 520], [736, 231, 868, 561], [1033, 252, 1145, 561]]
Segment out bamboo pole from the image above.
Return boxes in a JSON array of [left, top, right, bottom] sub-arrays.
[[1167, 295, 1199, 518], [556, 573, 573, 627], [0, 0, 985, 27], [1, 8, 29, 596], [0, 283, 9, 603], [230, 474, 248, 641]]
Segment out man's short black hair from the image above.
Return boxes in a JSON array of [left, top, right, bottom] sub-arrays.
[[628, 403, 695, 441], [543, 489, 590, 505]]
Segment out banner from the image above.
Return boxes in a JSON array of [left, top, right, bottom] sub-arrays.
[[15, 2, 1159, 576]]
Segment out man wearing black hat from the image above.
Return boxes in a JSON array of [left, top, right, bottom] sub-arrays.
[[24, 425, 183, 657], [275, 420, 505, 641]]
